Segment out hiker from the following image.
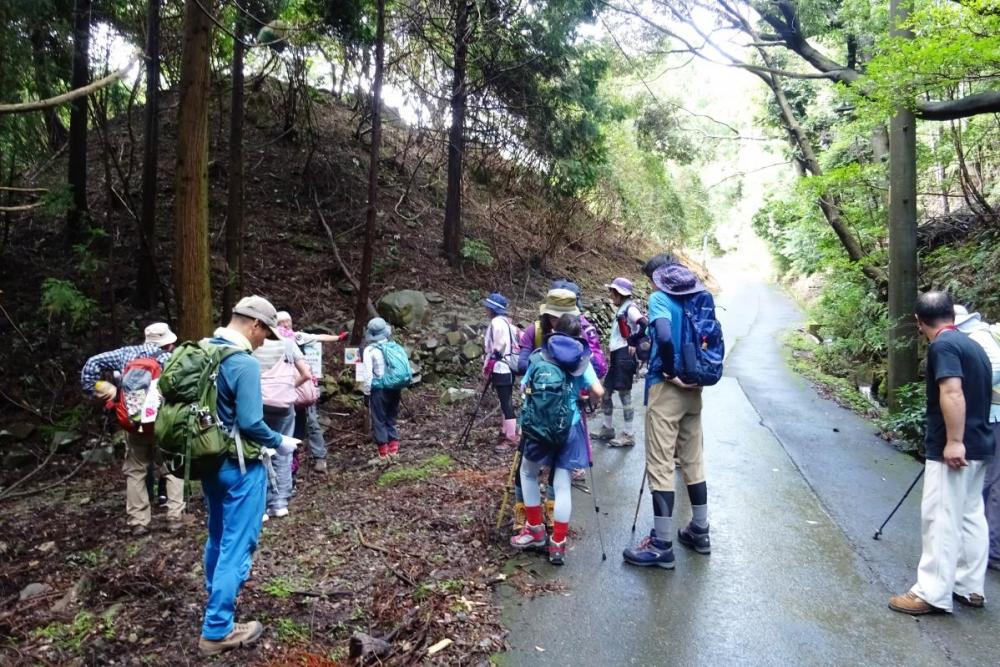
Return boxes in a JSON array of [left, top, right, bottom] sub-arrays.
[[510, 313, 604, 565], [254, 316, 313, 518], [482, 292, 520, 451], [623, 253, 721, 569], [512, 289, 578, 529], [550, 279, 608, 378], [196, 295, 296, 655], [79, 322, 184, 536], [953, 305, 1000, 571], [593, 277, 648, 447], [889, 292, 996, 615], [361, 317, 412, 464], [276, 311, 349, 474]]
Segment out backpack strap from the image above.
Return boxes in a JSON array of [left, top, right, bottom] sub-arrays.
[[534, 321, 542, 350]]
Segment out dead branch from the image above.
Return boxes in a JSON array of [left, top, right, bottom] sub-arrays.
[[311, 189, 378, 319], [0, 55, 138, 115]]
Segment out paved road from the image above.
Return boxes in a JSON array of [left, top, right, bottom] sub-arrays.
[[500, 260, 1000, 666]]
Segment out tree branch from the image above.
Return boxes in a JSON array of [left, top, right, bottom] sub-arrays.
[[0, 56, 138, 116]]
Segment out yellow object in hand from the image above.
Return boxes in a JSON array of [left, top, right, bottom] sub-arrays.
[[94, 380, 117, 401]]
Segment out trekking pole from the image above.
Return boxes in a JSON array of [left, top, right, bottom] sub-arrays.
[[496, 449, 522, 531], [873, 467, 924, 540], [581, 405, 608, 561], [631, 468, 647, 533], [454, 375, 492, 448]]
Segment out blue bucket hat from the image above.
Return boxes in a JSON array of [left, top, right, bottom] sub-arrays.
[[482, 292, 509, 316], [364, 317, 392, 343], [542, 333, 592, 377]]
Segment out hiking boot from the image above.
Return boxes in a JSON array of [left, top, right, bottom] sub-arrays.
[[510, 523, 547, 550], [571, 468, 586, 482], [369, 445, 391, 466], [623, 531, 675, 569], [592, 425, 615, 441], [953, 592, 985, 608], [543, 499, 555, 528], [512, 502, 527, 532], [888, 591, 943, 615], [131, 524, 150, 537], [548, 538, 567, 566], [313, 459, 328, 473], [677, 522, 711, 555], [166, 515, 196, 533], [198, 621, 264, 656], [609, 433, 635, 447], [388, 440, 400, 458]]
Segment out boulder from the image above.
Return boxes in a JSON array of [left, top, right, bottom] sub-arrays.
[[19, 582, 53, 601], [444, 331, 463, 347], [425, 292, 445, 304], [423, 338, 440, 351], [9, 423, 35, 441], [461, 341, 483, 361], [434, 347, 454, 362], [377, 290, 431, 329], [442, 388, 477, 404]]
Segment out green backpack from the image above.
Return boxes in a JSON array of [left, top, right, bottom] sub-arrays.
[[519, 350, 575, 452], [155, 340, 261, 485]]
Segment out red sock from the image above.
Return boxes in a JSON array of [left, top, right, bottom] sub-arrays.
[[552, 521, 569, 543], [524, 505, 543, 527], [378, 444, 389, 456], [388, 440, 399, 454]]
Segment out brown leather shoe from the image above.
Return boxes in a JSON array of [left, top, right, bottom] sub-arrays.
[[889, 591, 943, 615], [953, 592, 985, 608], [198, 621, 264, 656]]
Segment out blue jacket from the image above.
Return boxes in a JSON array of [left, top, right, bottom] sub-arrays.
[[209, 337, 283, 450]]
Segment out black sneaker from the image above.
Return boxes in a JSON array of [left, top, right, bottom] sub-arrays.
[[677, 522, 711, 554]]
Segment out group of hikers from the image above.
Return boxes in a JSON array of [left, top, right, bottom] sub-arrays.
[[73, 247, 1000, 656]]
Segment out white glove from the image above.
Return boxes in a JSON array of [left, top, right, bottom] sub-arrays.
[[261, 447, 277, 458], [277, 435, 300, 455]]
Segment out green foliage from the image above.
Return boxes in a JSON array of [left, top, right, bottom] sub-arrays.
[[40, 278, 97, 332], [261, 575, 310, 599], [32, 611, 103, 652], [377, 454, 452, 487], [878, 382, 926, 450], [461, 238, 494, 267], [811, 269, 889, 365], [274, 617, 310, 643]]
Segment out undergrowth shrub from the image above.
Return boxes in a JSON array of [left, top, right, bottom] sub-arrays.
[[810, 269, 887, 373], [41, 278, 97, 332], [878, 382, 926, 453]]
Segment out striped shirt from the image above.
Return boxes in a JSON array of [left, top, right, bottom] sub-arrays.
[[79, 344, 172, 394]]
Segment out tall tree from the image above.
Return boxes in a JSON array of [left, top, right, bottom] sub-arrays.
[[222, 15, 247, 321], [442, 0, 471, 267], [137, 0, 162, 308], [174, 0, 215, 338], [352, 0, 386, 343], [887, 0, 918, 408], [66, 0, 92, 245]]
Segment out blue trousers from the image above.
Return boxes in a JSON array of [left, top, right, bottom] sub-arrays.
[[201, 458, 267, 640]]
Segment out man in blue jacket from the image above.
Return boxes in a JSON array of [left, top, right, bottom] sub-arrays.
[[198, 296, 291, 656]]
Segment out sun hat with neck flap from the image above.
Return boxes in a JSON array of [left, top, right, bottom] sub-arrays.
[[144, 322, 177, 347], [539, 288, 581, 318]]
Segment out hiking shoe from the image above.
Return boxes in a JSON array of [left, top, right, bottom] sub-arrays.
[[510, 523, 547, 550], [623, 531, 675, 569], [609, 434, 635, 447], [677, 522, 711, 555], [388, 440, 400, 457], [166, 515, 195, 533], [198, 621, 264, 656], [548, 538, 567, 566], [571, 468, 586, 482], [888, 591, 943, 615], [313, 459, 328, 473], [953, 592, 985, 608], [131, 524, 150, 537], [512, 502, 527, 532], [592, 425, 615, 441], [268, 507, 289, 518]]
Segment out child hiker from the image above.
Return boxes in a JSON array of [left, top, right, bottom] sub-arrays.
[[482, 292, 520, 452], [511, 313, 604, 565], [361, 317, 413, 465], [593, 277, 647, 447]]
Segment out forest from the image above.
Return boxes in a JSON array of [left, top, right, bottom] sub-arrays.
[[0, 0, 998, 663]]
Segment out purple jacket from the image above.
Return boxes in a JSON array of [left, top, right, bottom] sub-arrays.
[[518, 316, 607, 377]]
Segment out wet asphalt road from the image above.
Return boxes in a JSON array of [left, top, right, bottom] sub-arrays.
[[500, 260, 1000, 666]]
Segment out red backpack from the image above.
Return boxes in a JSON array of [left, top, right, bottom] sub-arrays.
[[113, 357, 162, 432]]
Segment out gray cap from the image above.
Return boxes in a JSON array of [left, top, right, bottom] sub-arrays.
[[232, 295, 281, 340]]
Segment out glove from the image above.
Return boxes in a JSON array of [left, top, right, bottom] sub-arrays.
[[94, 380, 117, 402], [277, 435, 300, 455], [338, 331, 349, 342]]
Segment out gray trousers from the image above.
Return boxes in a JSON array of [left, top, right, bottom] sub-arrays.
[[984, 422, 1000, 561], [263, 406, 295, 511], [295, 403, 326, 460]]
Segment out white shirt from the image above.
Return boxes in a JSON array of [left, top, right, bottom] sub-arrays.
[[362, 344, 385, 395], [609, 300, 643, 352], [484, 315, 516, 375]]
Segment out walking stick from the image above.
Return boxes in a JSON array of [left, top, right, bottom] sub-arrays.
[[631, 467, 647, 533], [496, 448, 522, 531], [581, 402, 608, 561], [873, 467, 925, 540], [454, 375, 493, 448]]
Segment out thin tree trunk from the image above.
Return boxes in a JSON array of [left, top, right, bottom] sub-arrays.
[[352, 0, 386, 344], [442, 0, 470, 267], [887, 0, 919, 411], [30, 29, 69, 150], [222, 15, 246, 321], [66, 0, 92, 245], [174, 0, 215, 339], [137, 0, 161, 308]]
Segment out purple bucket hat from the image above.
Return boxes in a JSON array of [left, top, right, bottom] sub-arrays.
[[652, 264, 705, 296], [604, 277, 633, 296]]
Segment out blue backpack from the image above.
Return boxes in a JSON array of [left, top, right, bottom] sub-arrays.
[[371, 341, 412, 390], [520, 350, 576, 452], [674, 291, 724, 386]]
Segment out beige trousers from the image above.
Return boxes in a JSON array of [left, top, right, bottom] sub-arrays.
[[644, 381, 705, 492], [124, 431, 184, 526]]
